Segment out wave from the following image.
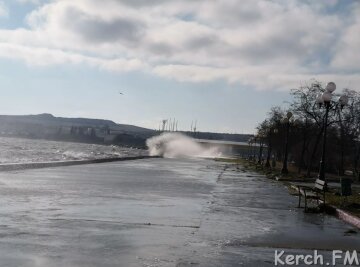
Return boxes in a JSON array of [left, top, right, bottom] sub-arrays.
[[146, 133, 222, 158]]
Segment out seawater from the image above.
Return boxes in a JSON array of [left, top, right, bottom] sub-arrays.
[[0, 137, 147, 164]]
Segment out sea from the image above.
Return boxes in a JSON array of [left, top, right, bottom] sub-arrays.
[[0, 136, 147, 164]]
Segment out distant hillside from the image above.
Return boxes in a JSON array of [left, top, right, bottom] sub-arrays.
[[0, 113, 155, 147], [0, 113, 153, 134], [183, 131, 252, 143], [0, 113, 251, 147]]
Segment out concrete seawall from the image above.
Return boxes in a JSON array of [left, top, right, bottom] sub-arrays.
[[0, 155, 161, 172]]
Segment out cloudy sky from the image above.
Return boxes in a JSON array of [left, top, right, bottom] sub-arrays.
[[0, 0, 359, 133]]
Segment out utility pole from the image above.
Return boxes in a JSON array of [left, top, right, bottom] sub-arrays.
[[162, 120, 167, 132]]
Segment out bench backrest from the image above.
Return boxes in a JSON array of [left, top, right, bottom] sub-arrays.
[[314, 179, 325, 191]]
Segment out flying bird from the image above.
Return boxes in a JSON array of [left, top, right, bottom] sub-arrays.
[[118, 92, 124, 95]]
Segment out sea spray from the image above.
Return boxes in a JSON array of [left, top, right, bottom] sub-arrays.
[[146, 133, 222, 158], [0, 136, 146, 164]]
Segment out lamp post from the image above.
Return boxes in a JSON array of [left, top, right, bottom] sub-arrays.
[[355, 130, 360, 181], [272, 128, 278, 168], [281, 111, 293, 174], [295, 118, 308, 174], [265, 127, 276, 168], [316, 82, 348, 182], [252, 136, 258, 161], [257, 134, 265, 164], [247, 138, 253, 160]]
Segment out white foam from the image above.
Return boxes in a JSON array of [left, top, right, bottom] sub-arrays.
[[146, 133, 222, 158]]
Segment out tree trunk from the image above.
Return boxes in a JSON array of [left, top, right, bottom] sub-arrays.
[[265, 134, 272, 168], [298, 130, 307, 174], [353, 143, 360, 181], [258, 142, 263, 164]]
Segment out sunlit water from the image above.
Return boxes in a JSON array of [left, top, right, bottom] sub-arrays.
[[0, 136, 147, 164]]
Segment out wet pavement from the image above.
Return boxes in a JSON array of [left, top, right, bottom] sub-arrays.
[[0, 158, 358, 266]]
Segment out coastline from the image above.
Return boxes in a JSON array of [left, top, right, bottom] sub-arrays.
[[0, 155, 161, 172]]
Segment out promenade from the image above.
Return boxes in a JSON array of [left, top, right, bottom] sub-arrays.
[[0, 158, 358, 266]]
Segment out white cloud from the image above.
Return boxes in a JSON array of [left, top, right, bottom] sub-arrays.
[[0, 42, 145, 73], [16, 0, 44, 5], [0, 1, 8, 17], [331, 5, 360, 72], [0, 0, 359, 91]]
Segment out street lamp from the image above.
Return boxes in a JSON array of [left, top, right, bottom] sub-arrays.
[[265, 127, 277, 168], [281, 111, 293, 174], [248, 137, 257, 161], [356, 129, 360, 181], [316, 82, 348, 182], [252, 136, 258, 161], [257, 133, 265, 164], [247, 138, 254, 160]]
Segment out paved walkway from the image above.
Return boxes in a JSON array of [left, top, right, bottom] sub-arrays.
[[193, 164, 359, 266], [0, 159, 358, 266]]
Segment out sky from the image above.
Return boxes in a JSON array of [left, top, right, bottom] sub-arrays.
[[0, 0, 359, 134]]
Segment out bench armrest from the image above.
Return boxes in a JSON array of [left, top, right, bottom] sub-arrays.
[[297, 185, 314, 191], [297, 185, 321, 196]]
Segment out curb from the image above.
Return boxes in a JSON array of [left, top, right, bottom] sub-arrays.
[[0, 156, 161, 172], [289, 184, 360, 229], [327, 205, 360, 229]]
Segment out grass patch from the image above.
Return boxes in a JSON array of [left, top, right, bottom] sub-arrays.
[[215, 157, 291, 180], [326, 190, 360, 217]]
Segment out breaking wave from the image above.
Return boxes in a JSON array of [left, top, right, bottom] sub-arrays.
[[146, 133, 222, 158], [0, 137, 146, 164]]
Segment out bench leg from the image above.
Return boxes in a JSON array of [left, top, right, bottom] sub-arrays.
[[298, 194, 301, 208], [304, 197, 307, 212]]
